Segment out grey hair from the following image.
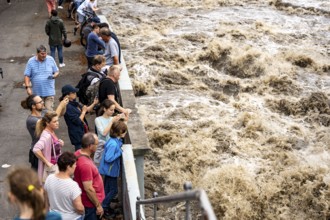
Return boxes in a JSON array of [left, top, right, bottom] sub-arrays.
[[108, 65, 122, 76], [100, 27, 112, 37], [81, 132, 97, 149], [36, 45, 47, 53]]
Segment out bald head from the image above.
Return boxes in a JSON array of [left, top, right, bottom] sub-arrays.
[[108, 65, 122, 82]]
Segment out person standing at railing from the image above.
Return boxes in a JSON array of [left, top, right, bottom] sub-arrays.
[[74, 132, 105, 220], [85, 24, 105, 68], [93, 99, 122, 166], [100, 27, 121, 69], [98, 120, 127, 219], [98, 65, 132, 116]]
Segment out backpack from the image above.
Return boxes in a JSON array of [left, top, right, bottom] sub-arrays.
[[76, 70, 104, 105]]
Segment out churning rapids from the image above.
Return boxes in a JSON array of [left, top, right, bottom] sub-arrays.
[[99, 0, 330, 219]]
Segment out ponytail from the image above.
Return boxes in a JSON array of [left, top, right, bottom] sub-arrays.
[[29, 188, 47, 220], [7, 168, 46, 220], [35, 112, 58, 137], [21, 94, 37, 111], [35, 118, 45, 137]]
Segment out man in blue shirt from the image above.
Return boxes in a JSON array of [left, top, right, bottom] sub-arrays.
[[85, 24, 105, 69], [24, 45, 59, 111]]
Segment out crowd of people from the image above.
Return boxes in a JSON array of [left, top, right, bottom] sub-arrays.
[[7, 0, 131, 219]]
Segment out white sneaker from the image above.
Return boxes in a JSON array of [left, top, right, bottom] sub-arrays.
[[58, 6, 63, 9], [59, 63, 65, 68]]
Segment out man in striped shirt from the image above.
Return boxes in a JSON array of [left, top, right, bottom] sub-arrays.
[[24, 45, 59, 111]]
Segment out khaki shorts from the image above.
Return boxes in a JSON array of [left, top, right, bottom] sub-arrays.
[[42, 96, 54, 111]]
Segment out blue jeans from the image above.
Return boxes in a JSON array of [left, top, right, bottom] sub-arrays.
[[50, 45, 63, 64], [84, 207, 98, 220], [102, 176, 118, 208]]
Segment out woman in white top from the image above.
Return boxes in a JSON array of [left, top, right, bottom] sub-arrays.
[[94, 99, 123, 165], [44, 152, 84, 220]]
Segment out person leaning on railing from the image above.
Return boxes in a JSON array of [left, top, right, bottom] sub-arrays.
[[98, 65, 132, 117], [98, 119, 127, 219]]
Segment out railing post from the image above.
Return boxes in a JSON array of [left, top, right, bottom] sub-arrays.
[[184, 182, 192, 220], [153, 192, 158, 219], [136, 196, 141, 220]]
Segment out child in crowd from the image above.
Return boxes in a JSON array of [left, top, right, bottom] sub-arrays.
[[98, 119, 127, 218], [7, 167, 62, 220], [94, 99, 123, 165]]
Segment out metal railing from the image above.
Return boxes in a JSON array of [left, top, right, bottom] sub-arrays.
[[136, 182, 217, 220]]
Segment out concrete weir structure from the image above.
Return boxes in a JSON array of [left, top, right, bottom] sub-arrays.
[[97, 15, 150, 219]]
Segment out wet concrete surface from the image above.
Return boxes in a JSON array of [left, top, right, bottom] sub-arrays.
[[0, 0, 93, 217]]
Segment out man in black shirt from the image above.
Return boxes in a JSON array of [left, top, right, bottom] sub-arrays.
[[98, 65, 131, 116]]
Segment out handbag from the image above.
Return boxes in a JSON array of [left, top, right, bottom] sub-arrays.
[[83, 122, 89, 133], [42, 164, 58, 183], [42, 134, 60, 183]]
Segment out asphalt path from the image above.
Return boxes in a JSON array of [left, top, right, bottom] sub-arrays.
[[0, 0, 92, 217]]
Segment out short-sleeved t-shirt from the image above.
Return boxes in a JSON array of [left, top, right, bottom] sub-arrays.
[[44, 174, 82, 220], [24, 56, 58, 97], [95, 116, 113, 142], [98, 78, 120, 104], [104, 38, 119, 66], [26, 110, 47, 149], [73, 150, 105, 208]]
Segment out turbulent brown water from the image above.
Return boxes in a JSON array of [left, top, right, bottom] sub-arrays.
[[99, 0, 330, 219]]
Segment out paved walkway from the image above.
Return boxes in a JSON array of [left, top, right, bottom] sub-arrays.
[[0, 0, 91, 217]]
